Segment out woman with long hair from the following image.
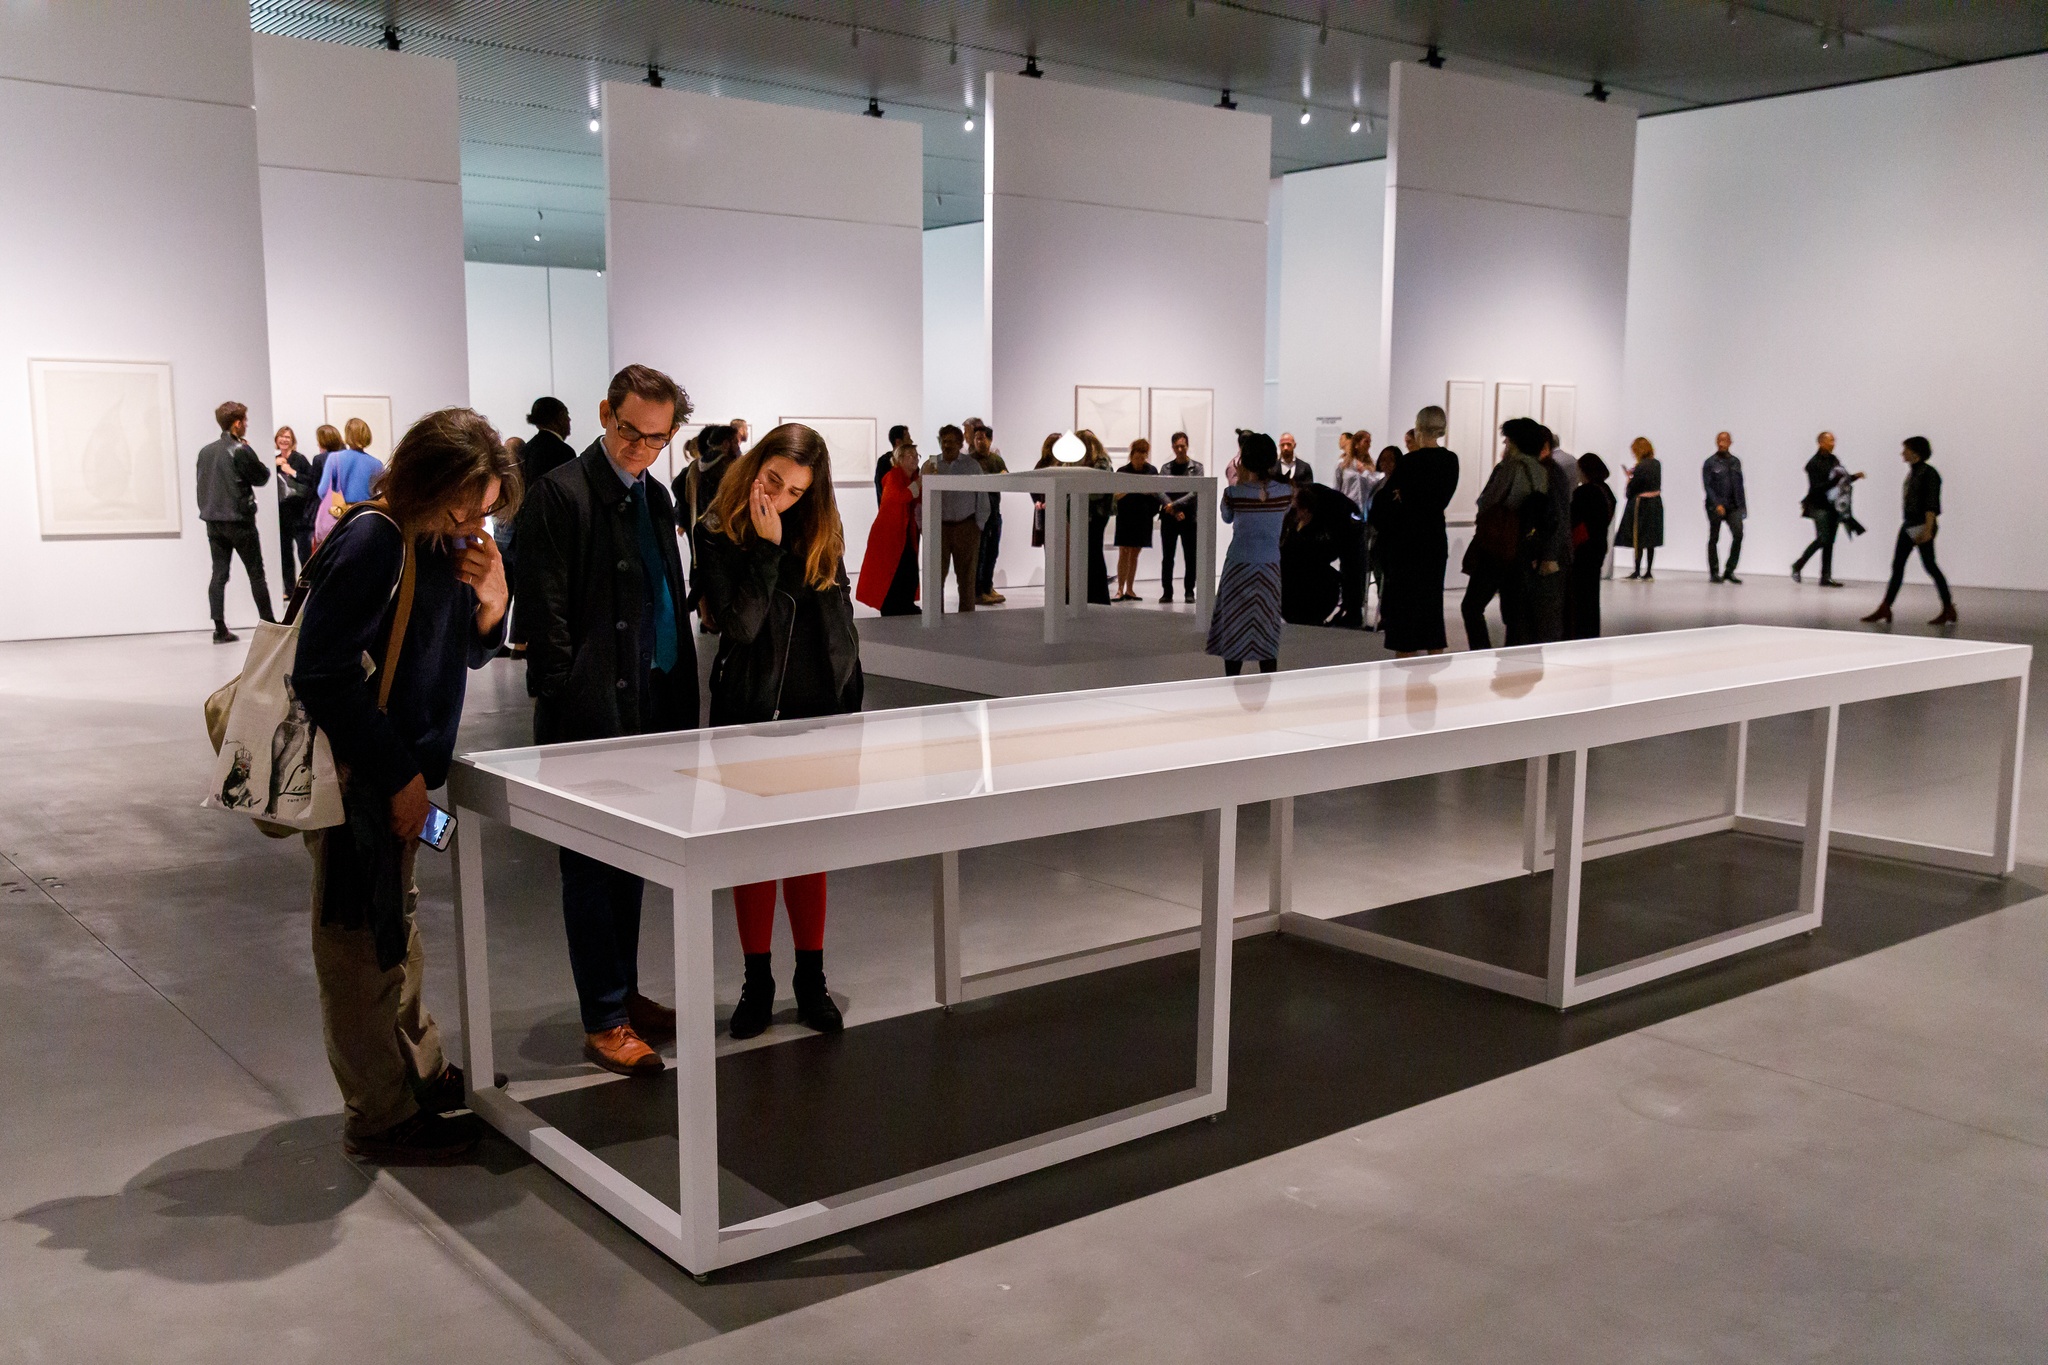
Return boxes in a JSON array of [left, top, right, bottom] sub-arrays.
[[1112, 437, 1159, 601], [695, 423, 864, 1038], [855, 435, 922, 615], [1207, 431, 1294, 675], [1618, 437, 1664, 579], [1566, 453, 1617, 638]]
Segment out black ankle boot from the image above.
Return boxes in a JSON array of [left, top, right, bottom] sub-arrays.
[[728, 953, 775, 1039], [792, 949, 843, 1034]]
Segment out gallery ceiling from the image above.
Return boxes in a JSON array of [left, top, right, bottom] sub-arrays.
[[247, 0, 2048, 271]]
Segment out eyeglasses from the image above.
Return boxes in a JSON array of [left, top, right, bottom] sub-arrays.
[[611, 417, 677, 452]]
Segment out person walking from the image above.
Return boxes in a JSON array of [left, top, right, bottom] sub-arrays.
[[1565, 454, 1617, 639], [195, 400, 276, 643], [1377, 407, 1460, 656], [517, 365, 698, 1078], [1207, 431, 1293, 674], [1157, 432, 1204, 603], [291, 406, 520, 1162], [273, 425, 317, 586], [970, 423, 1009, 605], [313, 418, 385, 550], [856, 436, 922, 615], [1861, 436, 1957, 626], [1617, 437, 1663, 579], [1702, 431, 1746, 584], [1112, 437, 1160, 601], [1791, 431, 1860, 587], [696, 424, 863, 1038]]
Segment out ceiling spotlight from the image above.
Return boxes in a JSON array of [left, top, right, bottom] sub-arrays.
[[1586, 81, 1609, 102], [1422, 44, 1445, 69], [865, 97, 883, 118], [588, 118, 601, 133], [1020, 54, 1043, 78], [382, 24, 400, 51], [1217, 88, 1237, 110], [532, 234, 541, 242], [1299, 107, 1311, 125], [646, 64, 663, 88], [963, 117, 975, 132], [1349, 113, 1361, 133]]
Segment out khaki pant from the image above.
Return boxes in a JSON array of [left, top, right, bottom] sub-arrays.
[[308, 831, 444, 1139], [941, 517, 981, 611]]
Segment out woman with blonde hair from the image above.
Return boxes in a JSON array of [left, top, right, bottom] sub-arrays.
[[312, 417, 386, 549], [1617, 436, 1664, 579], [696, 423, 863, 1038]]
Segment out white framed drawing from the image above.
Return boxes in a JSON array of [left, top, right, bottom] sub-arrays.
[[1541, 383, 1577, 452], [1445, 379, 1486, 461], [28, 358, 182, 538], [323, 394, 394, 458], [1147, 388, 1214, 467], [1493, 381, 1534, 432], [1074, 386, 1143, 451], [780, 416, 877, 488]]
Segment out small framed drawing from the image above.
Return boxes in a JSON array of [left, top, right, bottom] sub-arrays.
[[1541, 383, 1577, 452], [28, 358, 182, 538], [1147, 388, 1213, 467], [324, 394, 394, 458], [1444, 379, 1485, 460], [1074, 386, 1143, 451], [1493, 381, 1534, 429], [780, 416, 877, 487]]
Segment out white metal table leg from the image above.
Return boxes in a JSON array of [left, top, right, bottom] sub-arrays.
[[1725, 720, 1750, 818], [1067, 489, 1087, 620], [931, 851, 963, 1006], [1797, 706, 1840, 920], [671, 874, 721, 1270], [1267, 798, 1294, 916], [1198, 805, 1238, 1100], [1992, 674, 2028, 875], [1546, 748, 1588, 1009], [921, 480, 942, 629], [1194, 484, 1217, 631], [1043, 487, 1066, 643], [1522, 755, 1552, 874], [450, 807, 496, 1090]]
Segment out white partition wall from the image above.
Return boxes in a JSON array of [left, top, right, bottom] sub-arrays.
[[1382, 64, 1636, 530], [985, 73, 1269, 587], [603, 82, 922, 566], [1625, 53, 2048, 590], [0, 0, 272, 640], [464, 263, 610, 447], [1272, 159, 1389, 454], [923, 223, 988, 443], [255, 36, 468, 459]]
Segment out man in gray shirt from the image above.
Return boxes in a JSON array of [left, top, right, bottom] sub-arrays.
[[195, 399, 276, 642], [933, 424, 989, 613]]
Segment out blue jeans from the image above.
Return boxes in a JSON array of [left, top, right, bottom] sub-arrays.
[[560, 849, 642, 1032]]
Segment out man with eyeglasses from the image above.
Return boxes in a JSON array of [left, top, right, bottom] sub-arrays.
[[515, 363, 701, 1077]]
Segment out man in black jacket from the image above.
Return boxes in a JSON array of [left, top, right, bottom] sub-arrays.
[[196, 400, 276, 642], [1702, 431, 1747, 584], [516, 365, 699, 1077], [502, 396, 576, 651]]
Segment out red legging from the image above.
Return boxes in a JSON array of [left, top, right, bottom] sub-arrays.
[[732, 873, 827, 954]]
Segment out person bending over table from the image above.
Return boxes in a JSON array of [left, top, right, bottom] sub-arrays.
[[696, 423, 865, 1038]]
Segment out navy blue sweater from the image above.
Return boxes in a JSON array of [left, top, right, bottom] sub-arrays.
[[292, 511, 503, 800]]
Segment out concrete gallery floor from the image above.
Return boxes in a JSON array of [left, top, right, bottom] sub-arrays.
[[5, 571, 2047, 1363]]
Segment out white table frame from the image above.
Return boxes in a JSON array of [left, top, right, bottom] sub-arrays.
[[920, 471, 1218, 642], [449, 629, 2026, 1276]]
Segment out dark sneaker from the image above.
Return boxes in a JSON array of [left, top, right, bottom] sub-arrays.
[[212, 626, 239, 644], [345, 1109, 482, 1165]]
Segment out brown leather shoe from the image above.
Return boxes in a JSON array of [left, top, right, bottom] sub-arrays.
[[584, 1025, 664, 1077], [627, 993, 677, 1045], [1861, 604, 1892, 624], [1929, 604, 1958, 626]]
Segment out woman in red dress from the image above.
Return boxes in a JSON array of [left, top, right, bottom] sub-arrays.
[[856, 438, 921, 615]]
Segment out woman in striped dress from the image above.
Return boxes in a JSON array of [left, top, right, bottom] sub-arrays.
[[1206, 431, 1293, 675]]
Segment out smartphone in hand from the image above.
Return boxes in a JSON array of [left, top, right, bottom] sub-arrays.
[[420, 803, 457, 852]]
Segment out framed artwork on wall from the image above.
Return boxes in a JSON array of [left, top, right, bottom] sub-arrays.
[[28, 358, 182, 538], [323, 394, 394, 459], [1147, 388, 1213, 467], [780, 416, 877, 487], [1074, 386, 1143, 451], [1445, 379, 1486, 461], [1493, 381, 1534, 430], [1541, 384, 1577, 452]]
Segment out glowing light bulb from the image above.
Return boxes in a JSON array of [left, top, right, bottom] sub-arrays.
[[588, 118, 600, 133], [1299, 107, 1311, 125]]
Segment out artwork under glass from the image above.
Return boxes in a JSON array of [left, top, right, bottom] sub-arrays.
[[29, 358, 182, 538]]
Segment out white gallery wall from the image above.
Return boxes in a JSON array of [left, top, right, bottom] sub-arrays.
[[985, 72, 1269, 587], [255, 36, 468, 463], [464, 264, 610, 447], [1271, 159, 1388, 464], [0, 0, 273, 640], [923, 223, 988, 442], [1383, 63, 1636, 528], [603, 81, 923, 569], [1625, 53, 2048, 590]]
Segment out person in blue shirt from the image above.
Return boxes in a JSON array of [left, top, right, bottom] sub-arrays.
[[312, 417, 386, 548], [1206, 431, 1294, 675]]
